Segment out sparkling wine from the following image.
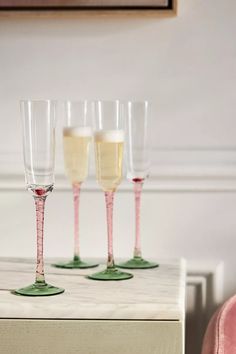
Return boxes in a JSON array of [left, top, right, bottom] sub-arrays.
[[94, 130, 124, 192], [63, 126, 92, 183]]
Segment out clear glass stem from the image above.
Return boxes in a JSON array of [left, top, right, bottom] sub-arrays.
[[105, 191, 115, 269], [134, 180, 143, 258], [73, 182, 81, 261], [34, 194, 47, 285]]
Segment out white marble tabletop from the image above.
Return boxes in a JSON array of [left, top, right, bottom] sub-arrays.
[[0, 258, 186, 321]]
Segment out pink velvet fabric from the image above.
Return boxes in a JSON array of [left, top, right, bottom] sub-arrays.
[[201, 295, 236, 354]]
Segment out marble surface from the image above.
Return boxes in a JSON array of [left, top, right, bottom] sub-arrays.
[[0, 258, 186, 320]]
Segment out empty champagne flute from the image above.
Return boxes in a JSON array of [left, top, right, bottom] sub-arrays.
[[15, 100, 65, 296], [88, 100, 133, 281], [117, 101, 159, 269], [53, 101, 98, 269]]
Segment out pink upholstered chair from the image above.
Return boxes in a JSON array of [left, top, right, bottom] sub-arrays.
[[201, 295, 236, 354]]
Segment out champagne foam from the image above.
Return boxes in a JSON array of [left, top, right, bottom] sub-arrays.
[[63, 126, 92, 137], [94, 130, 124, 142]]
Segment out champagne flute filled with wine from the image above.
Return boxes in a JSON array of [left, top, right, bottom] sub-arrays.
[[88, 100, 133, 281], [53, 101, 98, 269]]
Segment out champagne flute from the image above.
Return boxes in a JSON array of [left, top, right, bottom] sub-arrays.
[[117, 101, 159, 269], [88, 100, 133, 281], [53, 101, 98, 269], [15, 100, 65, 296]]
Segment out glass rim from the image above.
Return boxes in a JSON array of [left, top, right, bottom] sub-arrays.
[[20, 99, 57, 105], [126, 100, 149, 105], [93, 99, 120, 104], [93, 100, 149, 104], [63, 99, 90, 104]]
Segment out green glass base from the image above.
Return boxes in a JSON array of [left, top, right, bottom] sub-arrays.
[[52, 258, 99, 269], [87, 267, 133, 281], [117, 257, 159, 269], [14, 282, 65, 296]]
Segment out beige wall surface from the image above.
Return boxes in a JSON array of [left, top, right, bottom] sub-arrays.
[[0, 0, 236, 151]]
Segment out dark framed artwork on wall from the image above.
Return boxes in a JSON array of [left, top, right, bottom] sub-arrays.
[[0, 1, 176, 12]]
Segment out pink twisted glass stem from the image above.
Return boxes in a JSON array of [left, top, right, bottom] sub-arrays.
[[73, 182, 81, 259], [133, 179, 144, 258], [34, 194, 46, 283], [105, 191, 115, 268]]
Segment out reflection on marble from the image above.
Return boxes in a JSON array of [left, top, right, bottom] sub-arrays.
[[0, 258, 185, 320]]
